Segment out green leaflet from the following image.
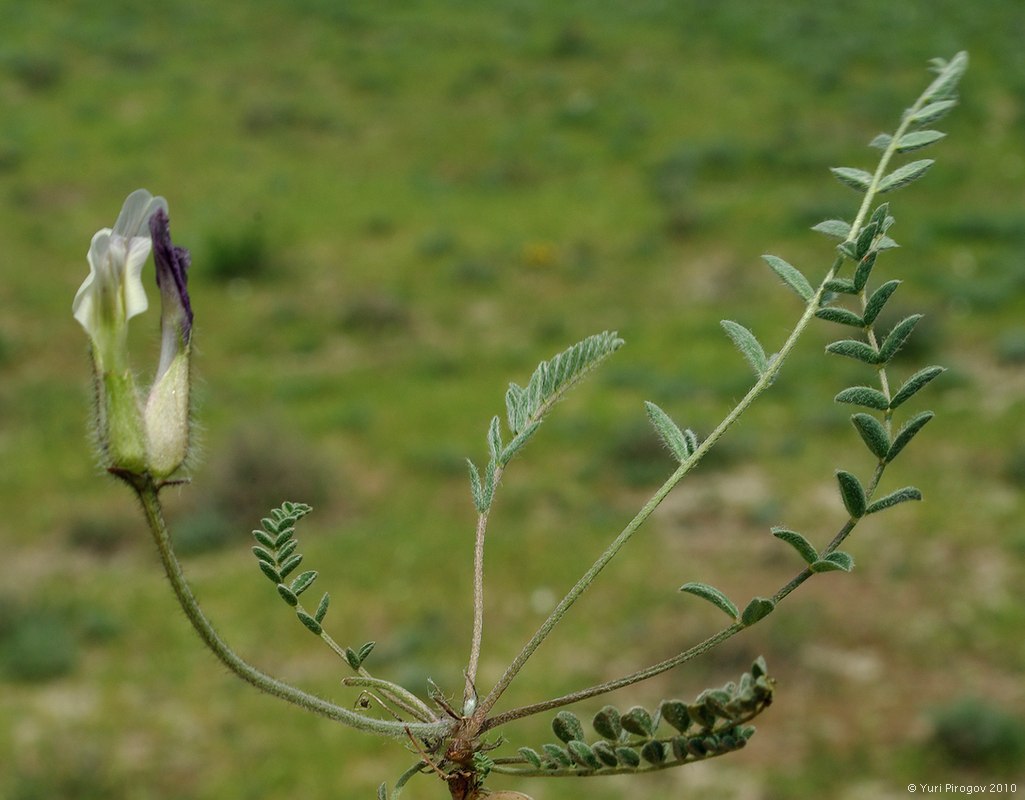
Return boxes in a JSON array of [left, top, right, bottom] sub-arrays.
[[908, 99, 958, 127], [835, 386, 890, 410], [836, 470, 867, 518], [812, 219, 852, 239], [879, 314, 923, 363], [890, 367, 945, 409], [720, 320, 768, 377], [296, 609, 322, 635], [644, 401, 693, 463], [863, 280, 901, 326], [679, 582, 739, 621], [620, 706, 655, 737], [866, 486, 923, 514], [762, 254, 814, 302], [552, 711, 586, 744], [815, 306, 865, 327], [811, 551, 855, 573], [888, 411, 935, 460], [592, 706, 622, 740], [896, 130, 946, 152], [826, 339, 879, 365], [878, 159, 935, 194], [741, 597, 775, 626], [851, 413, 891, 460], [771, 527, 818, 565], [830, 166, 874, 193], [869, 133, 892, 150]]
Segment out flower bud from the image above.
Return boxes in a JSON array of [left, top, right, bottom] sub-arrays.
[[73, 191, 193, 479], [143, 209, 192, 478]]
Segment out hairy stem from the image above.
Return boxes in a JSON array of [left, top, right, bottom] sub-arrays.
[[464, 463, 504, 708], [473, 261, 840, 725], [131, 475, 447, 740]]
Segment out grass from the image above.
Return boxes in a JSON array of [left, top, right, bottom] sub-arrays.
[[3, 0, 1025, 797]]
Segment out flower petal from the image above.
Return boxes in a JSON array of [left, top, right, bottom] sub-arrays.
[[113, 189, 168, 238]]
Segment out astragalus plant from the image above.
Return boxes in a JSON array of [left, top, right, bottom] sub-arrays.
[[74, 53, 967, 799]]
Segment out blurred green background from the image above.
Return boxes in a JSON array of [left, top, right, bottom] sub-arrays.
[[2, 1, 1023, 797]]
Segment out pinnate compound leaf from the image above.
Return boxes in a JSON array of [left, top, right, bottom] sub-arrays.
[[866, 486, 923, 514], [811, 551, 855, 573], [830, 167, 874, 193], [887, 411, 935, 460], [772, 527, 818, 565], [644, 401, 692, 463], [518, 331, 624, 432], [878, 159, 934, 194], [879, 314, 923, 363], [762, 254, 814, 302], [863, 280, 901, 326], [679, 582, 739, 620], [720, 320, 768, 376], [836, 470, 867, 518], [835, 386, 890, 410], [890, 366, 945, 409], [826, 339, 879, 365], [896, 130, 947, 152], [851, 413, 891, 459], [815, 307, 865, 327], [741, 597, 776, 626], [812, 219, 852, 239]]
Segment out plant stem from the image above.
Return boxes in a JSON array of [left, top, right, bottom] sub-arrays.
[[464, 463, 504, 709], [131, 475, 447, 740], [473, 263, 839, 725], [482, 623, 742, 731]]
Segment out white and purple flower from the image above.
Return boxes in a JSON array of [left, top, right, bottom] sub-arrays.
[[73, 190, 193, 479]]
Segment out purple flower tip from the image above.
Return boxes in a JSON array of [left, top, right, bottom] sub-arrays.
[[149, 208, 193, 345]]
